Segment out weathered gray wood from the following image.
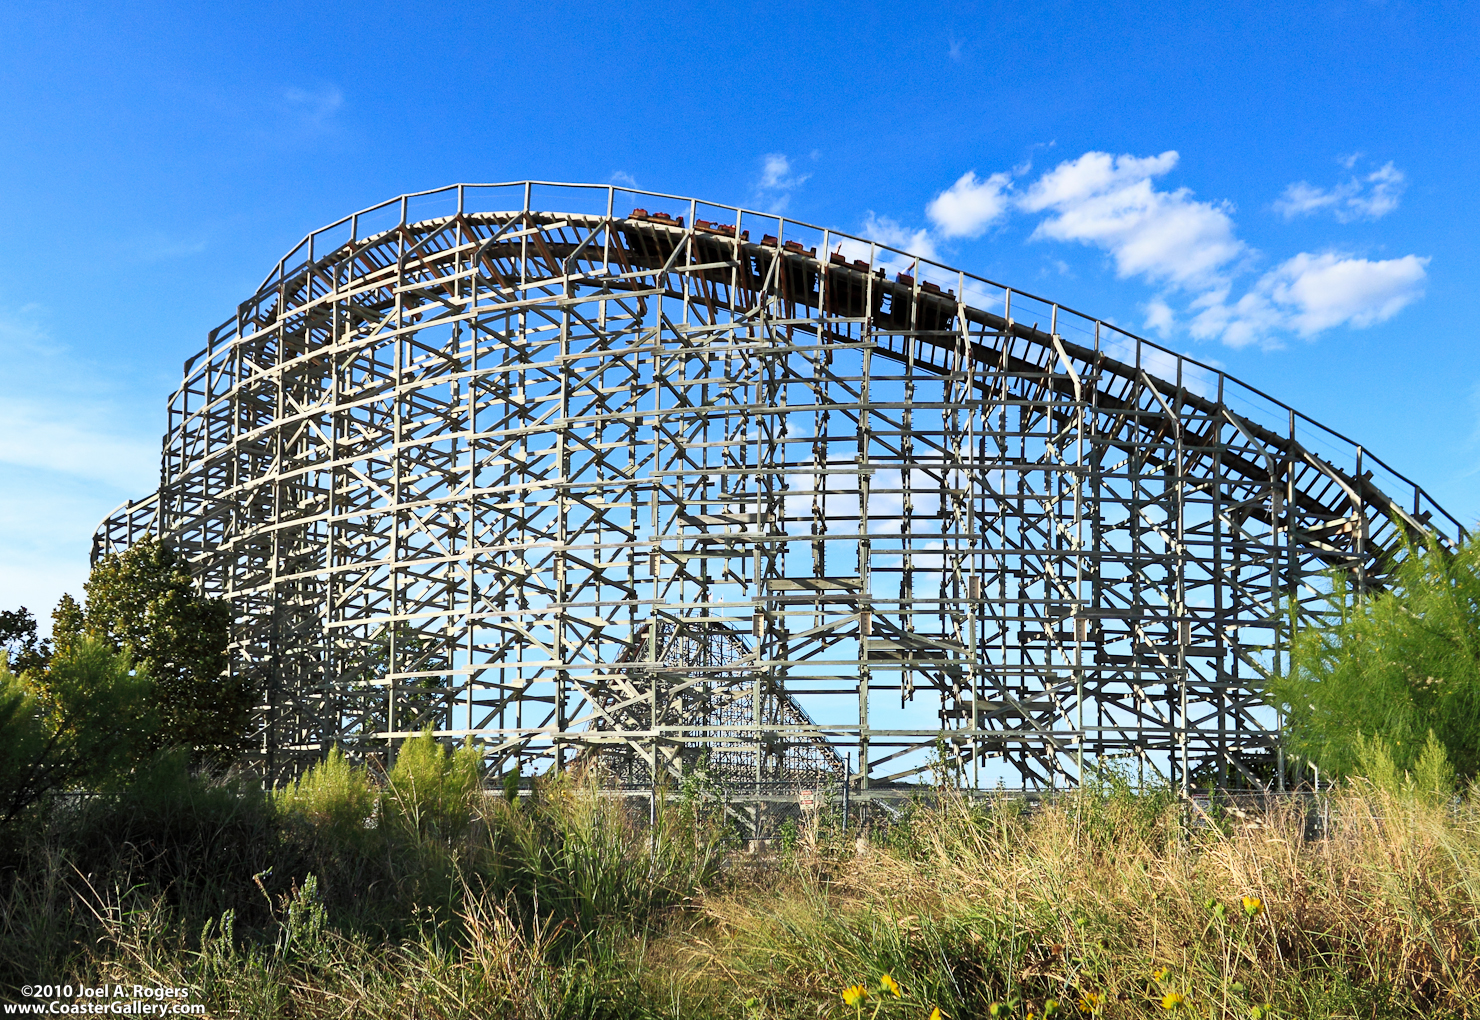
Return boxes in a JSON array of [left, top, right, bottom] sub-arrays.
[[94, 181, 1464, 801]]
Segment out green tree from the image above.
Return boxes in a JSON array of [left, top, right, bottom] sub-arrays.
[[57, 537, 247, 763], [1268, 533, 1480, 782], [0, 606, 51, 676], [0, 636, 155, 825]]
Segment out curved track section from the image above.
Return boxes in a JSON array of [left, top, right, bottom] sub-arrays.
[[95, 182, 1465, 795]]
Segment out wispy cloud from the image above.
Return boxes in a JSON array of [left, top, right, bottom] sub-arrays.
[[94, 231, 209, 265], [609, 170, 638, 188], [0, 303, 49, 355], [0, 305, 159, 617], [753, 152, 811, 213], [0, 465, 129, 621], [0, 306, 156, 489], [1274, 159, 1406, 222], [1143, 296, 1176, 337], [859, 212, 936, 261], [284, 84, 344, 129], [0, 403, 156, 491], [134, 234, 208, 262]]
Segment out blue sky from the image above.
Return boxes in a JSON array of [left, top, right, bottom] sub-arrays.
[[2, 0, 1477, 622]]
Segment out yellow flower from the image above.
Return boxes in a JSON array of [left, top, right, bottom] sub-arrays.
[[842, 985, 868, 1007], [1242, 895, 1265, 918], [929, 1010, 945, 1020], [1161, 991, 1187, 1011], [1152, 967, 1171, 984], [880, 973, 901, 998], [1077, 992, 1104, 1015]]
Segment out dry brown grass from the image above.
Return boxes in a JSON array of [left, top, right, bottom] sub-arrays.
[[672, 786, 1480, 1018], [6, 781, 1480, 1018]]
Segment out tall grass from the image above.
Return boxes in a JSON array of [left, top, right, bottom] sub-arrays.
[[5, 762, 1480, 1018], [694, 784, 1480, 1018], [0, 744, 732, 1017]]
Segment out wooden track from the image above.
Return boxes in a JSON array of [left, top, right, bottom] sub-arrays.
[[94, 182, 1465, 798]]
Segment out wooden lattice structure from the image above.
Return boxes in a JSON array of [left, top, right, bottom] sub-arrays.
[[95, 181, 1465, 798]]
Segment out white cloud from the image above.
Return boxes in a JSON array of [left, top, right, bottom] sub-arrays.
[[871, 149, 1430, 349], [753, 152, 811, 213], [609, 170, 638, 188], [1019, 150, 1246, 291], [0, 465, 130, 627], [1274, 161, 1406, 222], [1274, 182, 1337, 219], [858, 212, 936, 261], [1345, 165, 1406, 220], [0, 308, 156, 488], [1266, 252, 1428, 333], [759, 153, 802, 190], [0, 404, 156, 490], [1186, 286, 1282, 349], [1143, 297, 1176, 337], [926, 170, 1013, 238], [1190, 252, 1429, 347], [993, 150, 1429, 347]]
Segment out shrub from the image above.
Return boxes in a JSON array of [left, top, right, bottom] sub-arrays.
[[1270, 533, 1480, 782], [382, 729, 483, 842], [274, 746, 377, 844]]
